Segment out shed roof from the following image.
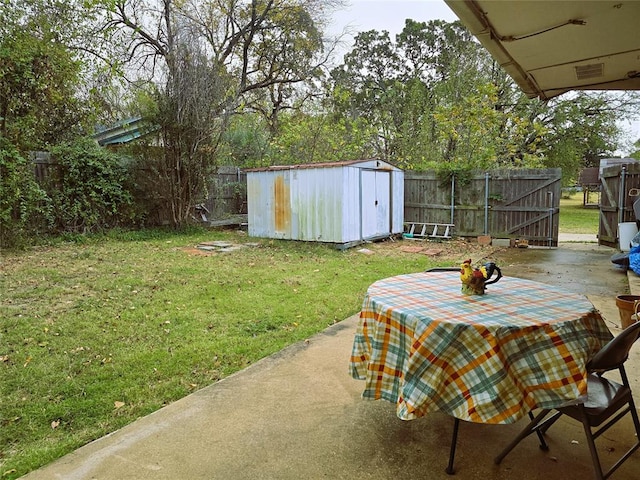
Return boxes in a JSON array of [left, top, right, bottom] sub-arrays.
[[92, 117, 158, 146], [244, 159, 401, 173], [578, 167, 599, 186]]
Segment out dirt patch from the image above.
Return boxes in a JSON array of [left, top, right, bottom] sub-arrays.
[[182, 236, 503, 264], [182, 247, 216, 256], [366, 237, 505, 264]]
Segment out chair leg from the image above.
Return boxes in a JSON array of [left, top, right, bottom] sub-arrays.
[[628, 394, 640, 442], [598, 398, 640, 479], [538, 410, 563, 435], [579, 415, 604, 480], [526, 411, 550, 451], [495, 409, 551, 464], [446, 418, 460, 475]]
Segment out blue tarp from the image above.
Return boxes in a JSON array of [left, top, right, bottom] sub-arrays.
[[629, 244, 640, 275]]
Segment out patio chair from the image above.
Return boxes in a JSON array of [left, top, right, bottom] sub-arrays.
[[494, 321, 640, 479]]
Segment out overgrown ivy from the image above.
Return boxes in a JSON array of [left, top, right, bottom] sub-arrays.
[[48, 138, 135, 234], [435, 164, 474, 189], [0, 137, 52, 248]]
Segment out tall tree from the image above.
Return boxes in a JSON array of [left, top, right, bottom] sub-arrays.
[[0, 4, 89, 151], [329, 28, 410, 161], [328, 18, 639, 183], [539, 93, 621, 184], [328, 20, 498, 167], [99, 0, 339, 226]]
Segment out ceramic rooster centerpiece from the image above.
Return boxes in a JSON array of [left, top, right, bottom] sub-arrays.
[[460, 259, 502, 295]]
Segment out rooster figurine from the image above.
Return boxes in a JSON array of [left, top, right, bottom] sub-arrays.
[[460, 259, 503, 295], [460, 259, 487, 295]]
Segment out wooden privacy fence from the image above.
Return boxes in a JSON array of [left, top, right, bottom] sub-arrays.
[[30, 154, 247, 222], [31, 152, 561, 243], [123, 165, 247, 225], [404, 169, 562, 247], [202, 166, 247, 219], [31, 152, 57, 184], [599, 162, 640, 249]]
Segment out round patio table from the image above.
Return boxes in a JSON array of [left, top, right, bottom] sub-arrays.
[[349, 271, 613, 424]]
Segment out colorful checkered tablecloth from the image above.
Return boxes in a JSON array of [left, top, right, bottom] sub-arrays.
[[349, 272, 613, 424]]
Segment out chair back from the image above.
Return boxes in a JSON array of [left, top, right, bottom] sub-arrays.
[[587, 321, 640, 372]]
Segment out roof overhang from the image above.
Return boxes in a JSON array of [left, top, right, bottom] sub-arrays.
[[444, 0, 640, 100]]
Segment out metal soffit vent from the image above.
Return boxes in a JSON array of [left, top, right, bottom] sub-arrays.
[[575, 63, 604, 80]]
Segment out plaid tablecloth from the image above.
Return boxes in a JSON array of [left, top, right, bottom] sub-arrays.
[[349, 272, 613, 424]]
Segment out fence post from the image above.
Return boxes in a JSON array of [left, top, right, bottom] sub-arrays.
[[484, 172, 490, 235], [619, 165, 627, 225], [547, 191, 554, 247], [450, 174, 455, 225]]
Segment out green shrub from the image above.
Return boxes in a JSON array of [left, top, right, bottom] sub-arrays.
[[48, 138, 135, 233], [0, 137, 52, 248]]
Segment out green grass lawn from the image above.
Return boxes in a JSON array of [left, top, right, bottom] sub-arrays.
[[559, 192, 599, 234]]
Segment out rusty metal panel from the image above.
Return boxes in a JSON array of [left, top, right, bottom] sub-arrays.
[[273, 174, 291, 233], [247, 170, 292, 239], [290, 166, 345, 242]]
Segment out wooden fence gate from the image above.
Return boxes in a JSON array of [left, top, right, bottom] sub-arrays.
[[404, 168, 562, 246], [599, 163, 640, 249]]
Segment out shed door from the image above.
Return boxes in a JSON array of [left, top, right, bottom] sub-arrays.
[[361, 170, 391, 239]]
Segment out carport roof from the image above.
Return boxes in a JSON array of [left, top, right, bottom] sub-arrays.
[[444, 0, 640, 100]]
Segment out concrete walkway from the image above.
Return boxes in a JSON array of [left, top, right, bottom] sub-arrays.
[[21, 241, 640, 480], [558, 233, 599, 243]]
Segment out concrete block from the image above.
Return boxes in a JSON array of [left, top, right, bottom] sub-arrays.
[[492, 238, 511, 247]]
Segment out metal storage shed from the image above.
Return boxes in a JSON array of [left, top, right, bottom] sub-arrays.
[[246, 159, 404, 247]]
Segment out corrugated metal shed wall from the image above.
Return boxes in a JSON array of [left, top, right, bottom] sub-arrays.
[[247, 169, 289, 239], [291, 167, 345, 242], [247, 160, 403, 245]]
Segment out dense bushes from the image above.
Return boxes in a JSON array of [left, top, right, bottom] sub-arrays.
[[0, 137, 136, 248], [48, 138, 135, 233], [0, 138, 51, 248]]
